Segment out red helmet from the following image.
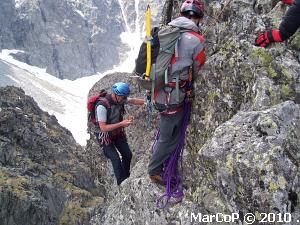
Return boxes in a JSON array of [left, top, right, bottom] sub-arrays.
[[180, 0, 204, 18]]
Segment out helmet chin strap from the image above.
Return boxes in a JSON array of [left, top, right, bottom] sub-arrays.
[[116, 95, 121, 105], [115, 94, 125, 105], [112, 93, 119, 104]]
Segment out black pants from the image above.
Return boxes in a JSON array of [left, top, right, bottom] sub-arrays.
[[102, 137, 132, 185]]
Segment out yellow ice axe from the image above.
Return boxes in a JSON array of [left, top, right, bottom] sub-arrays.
[[145, 4, 151, 80]]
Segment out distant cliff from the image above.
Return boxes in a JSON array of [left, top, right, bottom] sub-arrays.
[[0, 0, 163, 80]]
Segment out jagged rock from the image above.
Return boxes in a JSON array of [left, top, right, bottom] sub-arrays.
[[191, 101, 300, 223], [90, 99, 299, 224], [0, 86, 103, 225], [0, 136, 14, 166]]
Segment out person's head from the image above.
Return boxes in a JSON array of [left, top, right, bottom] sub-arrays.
[[111, 82, 130, 104], [180, 0, 204, 25]]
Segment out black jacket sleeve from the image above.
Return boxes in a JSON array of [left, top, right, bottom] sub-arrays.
[[279, 0, 300, 40]]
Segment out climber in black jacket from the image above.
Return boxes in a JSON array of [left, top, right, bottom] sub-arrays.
[[255, 0, 300, 47]]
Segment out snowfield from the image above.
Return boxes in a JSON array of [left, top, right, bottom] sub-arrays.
[[0, 34, 141, 146]]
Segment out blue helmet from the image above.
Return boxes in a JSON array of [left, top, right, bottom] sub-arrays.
[[112, 82, 130, 97]]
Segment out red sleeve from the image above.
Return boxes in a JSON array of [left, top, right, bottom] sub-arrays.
[[195, 48, 206, 71]]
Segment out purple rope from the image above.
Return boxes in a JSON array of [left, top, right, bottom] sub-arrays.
[[156, 101, 192, 209]]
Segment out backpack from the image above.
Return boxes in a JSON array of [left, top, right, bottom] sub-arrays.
[[87, 90, 111, 125], [134, 25, 188, 93]]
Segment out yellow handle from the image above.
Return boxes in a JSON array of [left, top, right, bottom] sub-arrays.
[[145, 5, 151, 80]]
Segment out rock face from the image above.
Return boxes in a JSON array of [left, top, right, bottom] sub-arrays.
[[192, 101, 300, 219], [121, 0, 163, 33], [0, 0, 163, 80], [0, 86, 103, 225], [0, 0, 16, 50], [90, 102, 300, 225], [87, 0, 300, 224], [0, 0, 125, 80]]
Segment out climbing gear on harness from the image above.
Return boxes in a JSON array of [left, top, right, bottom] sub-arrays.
[[159, 106, 183, 116], [95, 128, 126, 146], [185, 65, 195, 102], [152, 65, 193, 113]]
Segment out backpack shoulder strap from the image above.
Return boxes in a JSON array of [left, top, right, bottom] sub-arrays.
[[96, 96, 111, 110], [95, 96, 112, 123]]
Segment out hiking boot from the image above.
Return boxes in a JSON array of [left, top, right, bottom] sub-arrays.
[[149, 175, 165, 186]]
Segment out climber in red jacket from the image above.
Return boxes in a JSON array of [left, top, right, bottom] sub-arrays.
[[255, 0, 300, 47]]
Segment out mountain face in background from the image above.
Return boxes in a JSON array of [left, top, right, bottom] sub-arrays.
[[0, 0, 118, 80], [0, 0, 162, 80]]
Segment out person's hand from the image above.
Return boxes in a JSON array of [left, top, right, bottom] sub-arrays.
[[120, 119, 133, 127], [255, 30, 282, 47], [127, 116, 134, 122], [281, 0, 294, 5]]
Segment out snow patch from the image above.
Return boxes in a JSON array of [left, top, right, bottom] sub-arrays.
[[6, 75, 21, 84], [0, 49, 104, 146], [15, 0, 25, 8], [117, 0, 143, 73], [0, 48, 138, 146], [75, 9, 85, 18]]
